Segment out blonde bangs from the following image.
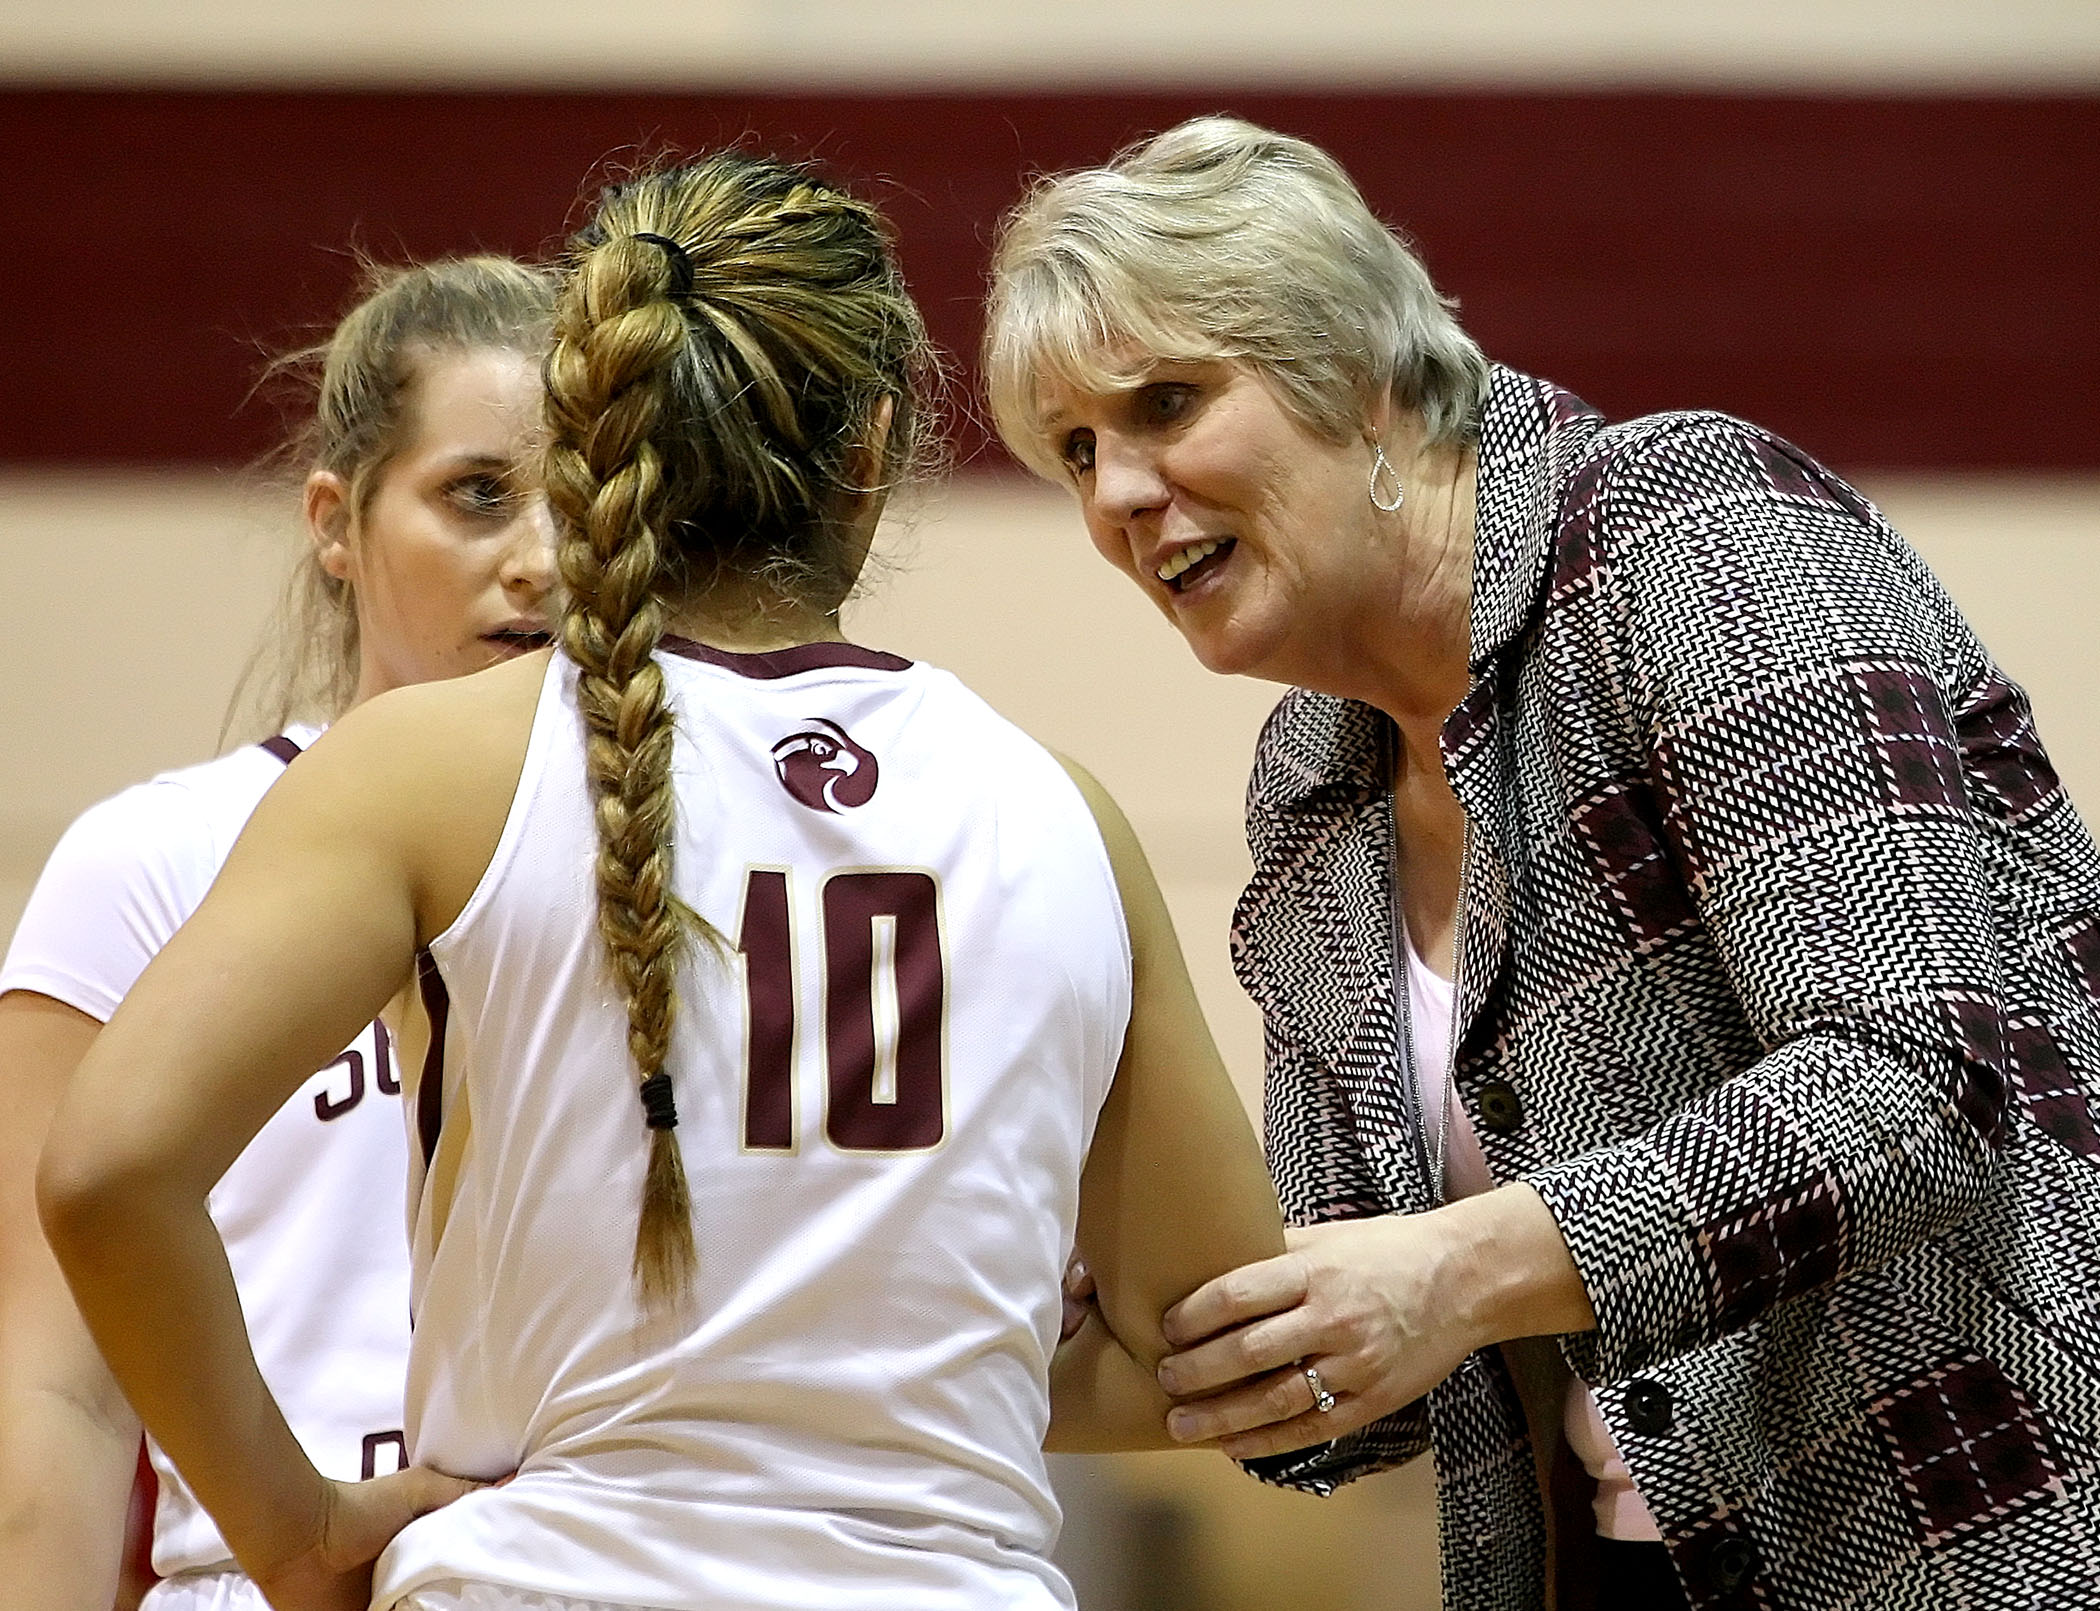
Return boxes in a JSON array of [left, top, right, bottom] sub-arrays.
[[986, 239, 1229, 481], [985, 116, 1492, 481]]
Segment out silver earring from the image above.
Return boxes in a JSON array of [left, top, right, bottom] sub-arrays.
[[1368, 445, 1405, 513]]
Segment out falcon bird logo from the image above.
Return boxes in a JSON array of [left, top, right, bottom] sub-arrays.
[[771, 720, 879, 812]]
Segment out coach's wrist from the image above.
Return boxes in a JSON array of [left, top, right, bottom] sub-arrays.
[[1444, 1182, 1596, 1348]]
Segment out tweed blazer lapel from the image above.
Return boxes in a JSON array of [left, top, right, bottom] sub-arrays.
[[1468, 368, 1605, 672], [1237, 369, 1608, 1208], [1238, 691, 1435, 1208], [1441, 371, 1607, 1047]]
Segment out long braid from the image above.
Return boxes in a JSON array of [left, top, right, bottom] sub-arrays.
[[543, 153, 940, 1313], [543, 237, 702, 1308]]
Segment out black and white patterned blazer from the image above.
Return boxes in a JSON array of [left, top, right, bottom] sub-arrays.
[[1233, 367, 2100, 1608]]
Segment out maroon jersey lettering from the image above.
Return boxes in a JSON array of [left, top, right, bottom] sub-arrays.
[[823, 872, 945, 1152], [735, 867, 947, 1154], [739, 869, 797, 1151]]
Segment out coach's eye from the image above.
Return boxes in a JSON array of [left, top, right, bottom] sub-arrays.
[[1137, 383, 1196, 426], [1060, 430, 1097, 478]]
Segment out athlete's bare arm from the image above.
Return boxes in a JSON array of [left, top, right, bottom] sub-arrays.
[[1046, 759, 1286, 1453], [0, 992, 139, 1610], [35, 651, 546, 1611]]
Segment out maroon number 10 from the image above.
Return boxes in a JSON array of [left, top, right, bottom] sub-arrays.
[[738, 868, 947, 1153]]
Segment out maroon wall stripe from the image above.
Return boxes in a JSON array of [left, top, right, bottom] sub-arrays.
[[4, 88, 2095, 471]]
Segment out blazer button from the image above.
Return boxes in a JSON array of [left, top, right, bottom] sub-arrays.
[[1623, 1379, 1673, 1435], [1708, 1536, 1757, 1593], [1476, 1080, 1522, 1132]]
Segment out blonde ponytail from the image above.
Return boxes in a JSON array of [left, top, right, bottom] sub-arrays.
[[544, 234, 701, 1308], [543, 154, 937, 1310]]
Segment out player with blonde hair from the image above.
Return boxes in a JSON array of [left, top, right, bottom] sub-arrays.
[[38, 151, 1283, 1611], [0, 254, 557, 1611]]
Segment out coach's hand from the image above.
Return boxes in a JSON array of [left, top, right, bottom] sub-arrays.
[[1152, 1186, 1595, 1459], [249, 1466, 484, 1611]]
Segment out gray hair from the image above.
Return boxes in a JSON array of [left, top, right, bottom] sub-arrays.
[[985, 115, 1490, 480]]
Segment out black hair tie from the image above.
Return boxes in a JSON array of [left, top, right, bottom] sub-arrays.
[[638, 1071, 680, 1130], [630, 232, 695, 299]]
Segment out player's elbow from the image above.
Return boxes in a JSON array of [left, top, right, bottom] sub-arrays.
[[35, 1128, 161, 1274], [1088, 1265, 1191, 1375]]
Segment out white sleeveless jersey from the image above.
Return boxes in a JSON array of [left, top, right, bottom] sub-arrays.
[[372, 641, 1131, 1611], [0, 731, 412, 1581]]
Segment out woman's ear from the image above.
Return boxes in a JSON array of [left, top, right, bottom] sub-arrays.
[[303, 470, 355, 583], [833, 395, 897, 592], [843, 393, 897, 503], [1360, 387, 1399, 458]]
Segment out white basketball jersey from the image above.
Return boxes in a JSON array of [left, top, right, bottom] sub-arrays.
[[372, 641, 1131, 1611], [0, 732, 412, 1580]]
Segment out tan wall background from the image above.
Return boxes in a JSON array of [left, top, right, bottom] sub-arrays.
[[5, 467, 2097, 1609], [4, 4, 2096, 1606], [6, 0, 2100, 85]]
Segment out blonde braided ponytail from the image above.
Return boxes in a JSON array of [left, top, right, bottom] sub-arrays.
[[543, 154, 938, 1311], [543, 232, 701, 1309]]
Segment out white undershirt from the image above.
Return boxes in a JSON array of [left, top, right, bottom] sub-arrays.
[[1402, 934, 1660, 1542]]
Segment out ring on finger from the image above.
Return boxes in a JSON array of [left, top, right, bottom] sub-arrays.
[[1302, 1363, 1337, 1414]]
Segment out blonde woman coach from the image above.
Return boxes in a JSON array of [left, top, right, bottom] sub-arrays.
[[985, 115, 2100, 1611]]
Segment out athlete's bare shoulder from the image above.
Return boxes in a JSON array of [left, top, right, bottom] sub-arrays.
[[1049, 753, 1142, 885], [280, 648, 551, 943], [354, 643, 549, 735], [1048, 751, 1174, 971]]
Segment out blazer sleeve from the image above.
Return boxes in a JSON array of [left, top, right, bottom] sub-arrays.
[[1238, 1021, 1432, 1490], [1257, 1017, 1397, 1230], [1524, 415, 2014, 1384]]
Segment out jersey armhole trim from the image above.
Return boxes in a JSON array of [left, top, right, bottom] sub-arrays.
[[425, 652, 566, 960], [1032, 748, 1135, 1142], [1044, 758, 1135, 984], [414, 949, 451, 1167], [0, 970, 119, 1024]]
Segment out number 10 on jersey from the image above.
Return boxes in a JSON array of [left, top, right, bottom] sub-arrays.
[[738, 867, 948, 1153]]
